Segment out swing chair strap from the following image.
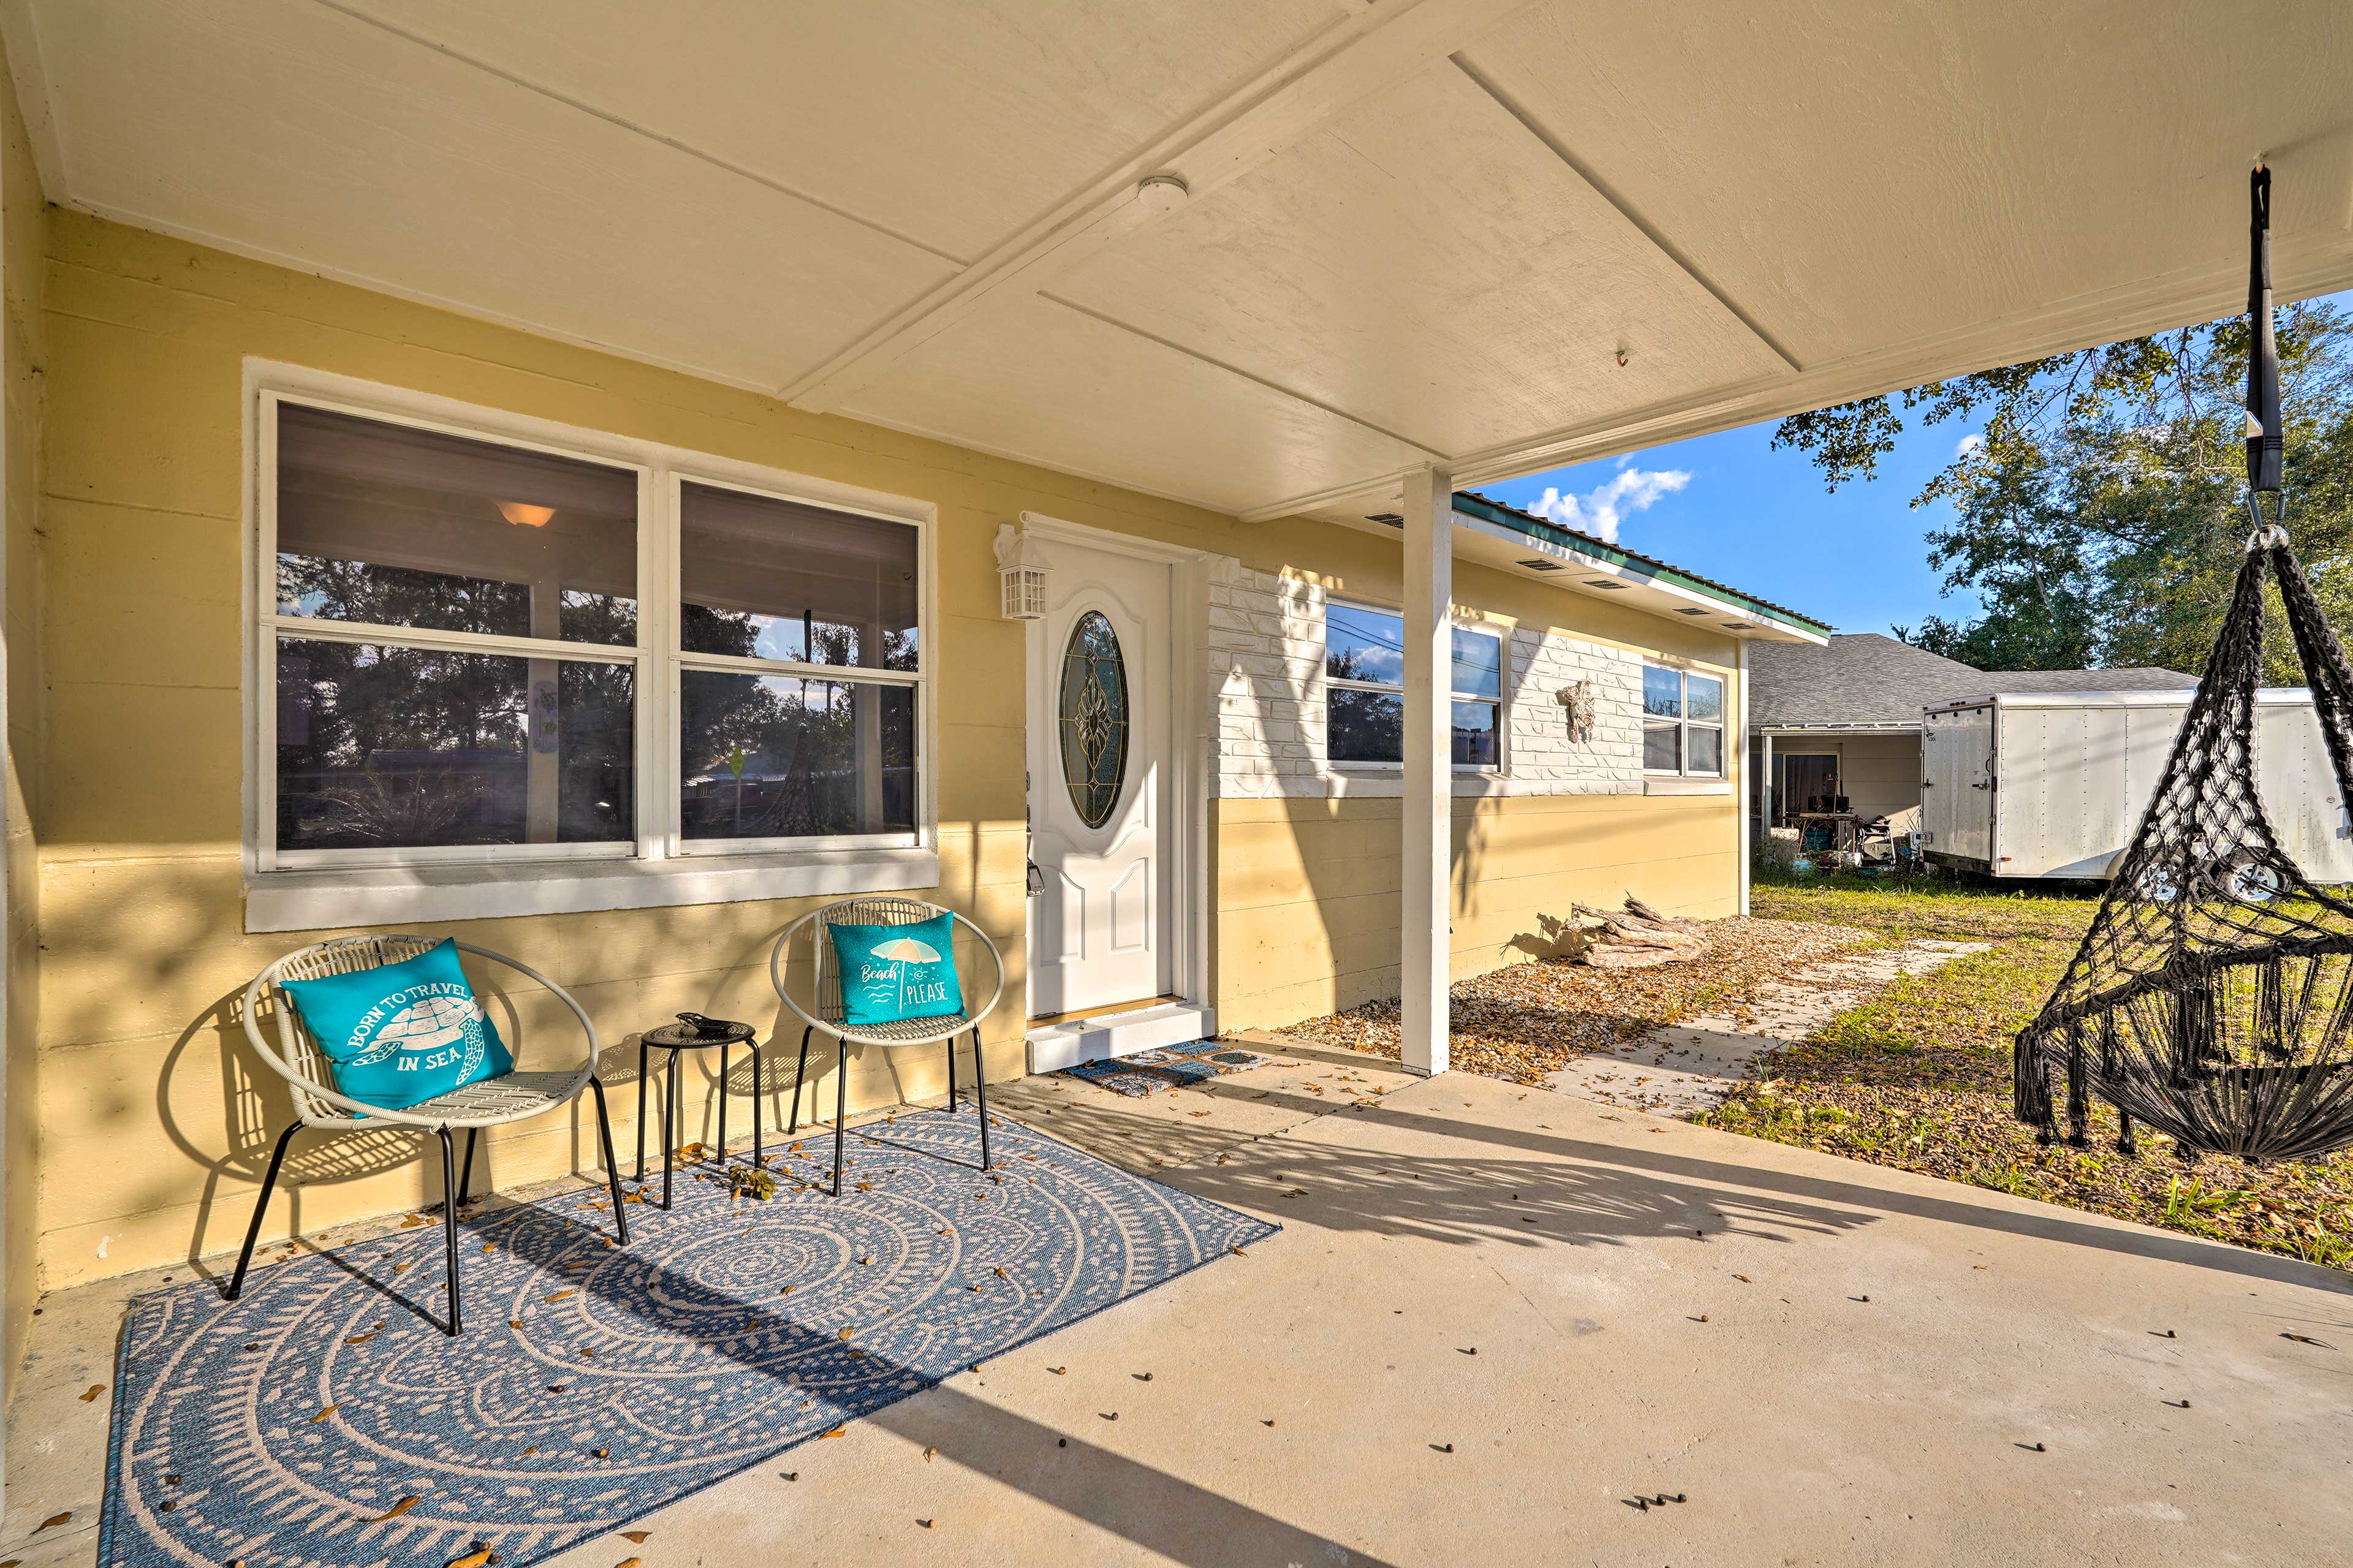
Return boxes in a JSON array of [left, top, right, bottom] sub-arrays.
[[2248, 163, 2284, 502]]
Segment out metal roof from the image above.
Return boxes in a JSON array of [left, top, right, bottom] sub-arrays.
[[1450, 490, 1833, 635]]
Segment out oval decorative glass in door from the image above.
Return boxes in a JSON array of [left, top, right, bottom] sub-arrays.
[[1059, 610, 1129, 829]]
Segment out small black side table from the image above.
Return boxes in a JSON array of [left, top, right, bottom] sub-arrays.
[[636, 1019, 761, 1210]]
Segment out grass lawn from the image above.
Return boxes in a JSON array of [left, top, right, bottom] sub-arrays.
[[1705, 868, 2353, 1273]]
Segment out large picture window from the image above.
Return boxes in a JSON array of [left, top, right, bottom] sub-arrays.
[[259, 392, 928, 873], [1323, 601, 1502, 768], [1643, 665, 1724, 776]]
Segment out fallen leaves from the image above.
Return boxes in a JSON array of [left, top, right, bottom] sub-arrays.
[[34, 1512, 70, 1533], [78, 1384, 104, 1402], [618, 1531, 650, 1544], [344, 1332, 378, 1345], [545, 1290, 577, 1303], [1276, 917, 1870, 1083], [445, 1550, 494, 1568], [2282, 1332, 2337, 1349], [369, 1496, 422, 1523], [311, 1405, 340, 1424], [818, 1425, 846, 1440]]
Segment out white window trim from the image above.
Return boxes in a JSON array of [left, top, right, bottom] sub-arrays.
[[1322, 597, 1507, 775], [1642, 664, 1727, 779], [241, 360, 939, 931]]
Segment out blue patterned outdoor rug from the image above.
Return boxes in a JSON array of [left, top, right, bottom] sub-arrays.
[[1059, 1039, 1274, 1097], [98, 1109, 1275, 1568]]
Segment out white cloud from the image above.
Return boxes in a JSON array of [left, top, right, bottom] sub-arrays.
[[1526, 465, 1691, 543], [1955, 432, 1984, 458]]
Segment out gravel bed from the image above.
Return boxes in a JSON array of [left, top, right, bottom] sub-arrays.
[[1275, 917, 1876, 1085]]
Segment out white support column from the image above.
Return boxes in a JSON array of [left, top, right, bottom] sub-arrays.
[[1737, 639, 1751, 916], [1400, 465, 1452, 1077]]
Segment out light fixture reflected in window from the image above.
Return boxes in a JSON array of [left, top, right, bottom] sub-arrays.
[[496, 500, 555, 528]]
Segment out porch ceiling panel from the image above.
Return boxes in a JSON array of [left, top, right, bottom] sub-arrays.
[[321, 0, 1348, 267], [1045, 59, 1791, 458], [834, 290, 1431, 517], [14, 0, 2353, 526], [25, 0, 960, 390], [1455, 1, 2353, 368]]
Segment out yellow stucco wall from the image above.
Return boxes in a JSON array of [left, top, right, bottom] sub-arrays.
[[28, 208, 1746, 1296], [2, 33, 44, 1404]]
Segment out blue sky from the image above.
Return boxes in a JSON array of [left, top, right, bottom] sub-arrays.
[[1479, 414, 1982, 637]]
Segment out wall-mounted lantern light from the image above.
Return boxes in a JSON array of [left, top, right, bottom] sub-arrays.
[[996, 523, 1050, 621]]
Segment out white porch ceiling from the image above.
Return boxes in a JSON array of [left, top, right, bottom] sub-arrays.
[[12, 0, 2353, 524]]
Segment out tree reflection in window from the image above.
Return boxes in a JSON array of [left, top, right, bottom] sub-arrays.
[[1059, 611, 1128, 830], [275, 640, 633, 850]]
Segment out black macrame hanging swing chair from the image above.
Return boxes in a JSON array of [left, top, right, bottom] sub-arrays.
[[2014, 164, 2353, 1165]]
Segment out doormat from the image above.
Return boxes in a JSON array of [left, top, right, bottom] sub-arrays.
[[97, 1109, 1277, 1568], [1059, 1039, 1274, 1097]]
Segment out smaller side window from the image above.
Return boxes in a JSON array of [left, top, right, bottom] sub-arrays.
[[1643, 665, 1724, 777]]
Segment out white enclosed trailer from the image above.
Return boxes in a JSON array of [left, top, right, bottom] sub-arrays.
[[1919, 688, 2353, 881]]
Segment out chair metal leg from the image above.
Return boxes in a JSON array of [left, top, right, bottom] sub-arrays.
[[832, 1038, 848, 1197], [972, 1028, 991, 1171], [662, 1047, 678, 1211], [634, 1036, 649, 1181], [436, 1127, 463, 1336], [718, 1042, 729, 1167], [225, 1121, 301, 1301], [790, 1026, 812, 1135], [752, 1041, 764, 1168], [945, 1033, 957, 1111], [457, 1127, 479, 1207], [588, 1075, 631, 1246]]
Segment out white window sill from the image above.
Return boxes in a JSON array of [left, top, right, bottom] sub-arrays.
[[246, 846, 942, 934], [1324, 771, 1507, 798], [1644, 775, 1731, 796]]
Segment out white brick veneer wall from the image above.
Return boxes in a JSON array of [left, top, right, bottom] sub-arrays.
[[1206, 553, 1645, 798], [1504, 626, 1645, 793]]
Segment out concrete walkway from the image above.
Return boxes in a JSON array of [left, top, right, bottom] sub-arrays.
[[9, 1042, 2351, 1567], [1546, 938, 1992, 1115]]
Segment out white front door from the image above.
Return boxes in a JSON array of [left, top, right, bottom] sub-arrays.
[[1027, 539, 1172, 1017]]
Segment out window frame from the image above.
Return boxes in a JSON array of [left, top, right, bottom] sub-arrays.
[[1320, 596, 1507, 774], [1642, 664, 1727, 779], [249, 375, 934, 879], [662, 469, 926, 858]]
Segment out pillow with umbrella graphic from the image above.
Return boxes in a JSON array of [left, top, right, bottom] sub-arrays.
[[827, 912, 966, 1028]]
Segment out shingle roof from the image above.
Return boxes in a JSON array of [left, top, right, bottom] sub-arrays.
[[1748, 632, 2197, 729]]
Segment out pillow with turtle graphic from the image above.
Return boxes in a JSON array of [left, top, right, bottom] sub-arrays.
[[827, 911, 966, 1029], [279, 939, 514, 1113]]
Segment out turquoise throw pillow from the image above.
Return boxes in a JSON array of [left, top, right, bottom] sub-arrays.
[[279, 939, 514, 1113], [828, 912, 966, 1029]]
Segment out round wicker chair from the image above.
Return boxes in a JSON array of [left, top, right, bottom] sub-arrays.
[[770, 897, 1006, 1194], [233, 934, 631, 1334]]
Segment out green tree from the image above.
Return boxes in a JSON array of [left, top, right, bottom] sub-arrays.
[[1776, 301, 2353, 681]]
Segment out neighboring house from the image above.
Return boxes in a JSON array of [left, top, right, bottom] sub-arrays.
[[1745, 633, 2197, 826]]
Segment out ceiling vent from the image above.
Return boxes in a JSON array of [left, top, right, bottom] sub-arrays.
[[1517, 558, 1565, 572], [1676, 607, 1713, 616], [1582, 577, 1628, 591], [1364, 512, 1404, 528]]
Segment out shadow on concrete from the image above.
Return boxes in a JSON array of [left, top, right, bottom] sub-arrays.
[[1163, 1068, 2353, 1293]]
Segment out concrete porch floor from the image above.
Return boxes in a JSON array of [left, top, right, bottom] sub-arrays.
[[8, 1039, 2352, 1567]]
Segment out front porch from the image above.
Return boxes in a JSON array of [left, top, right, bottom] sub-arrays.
[[12, 1042, 2348, 1567]]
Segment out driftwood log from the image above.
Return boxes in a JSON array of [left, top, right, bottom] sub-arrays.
[[1569, 896, 1703, 968]]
